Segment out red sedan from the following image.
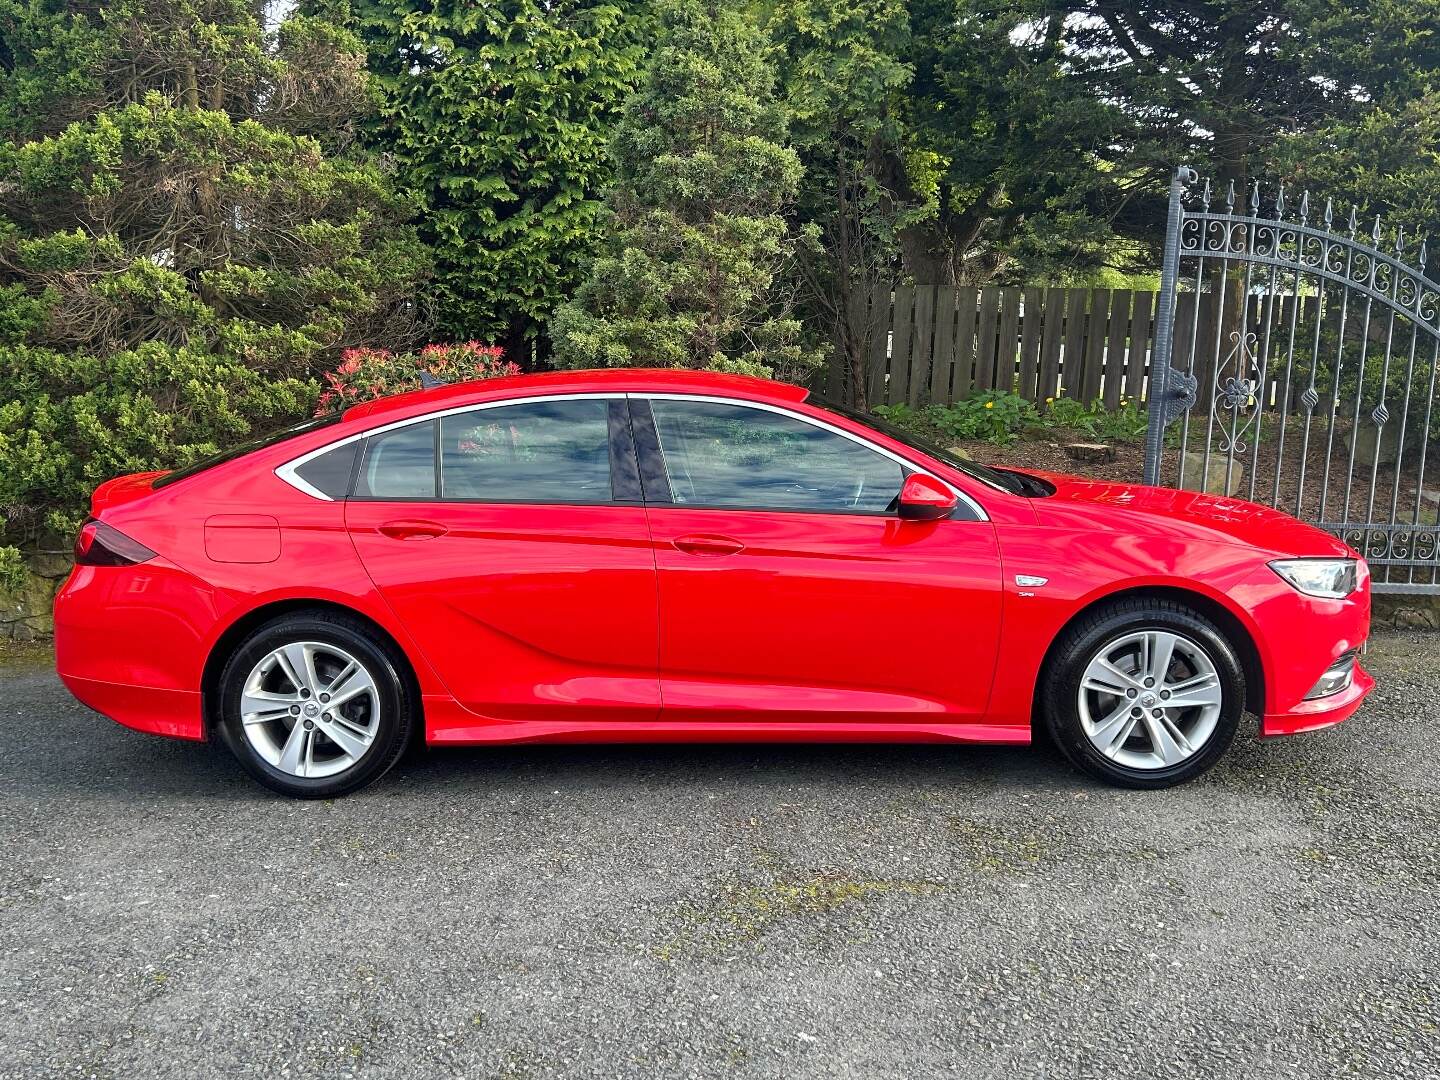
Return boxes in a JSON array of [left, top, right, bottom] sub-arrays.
[[54, 369, 1372, 797]]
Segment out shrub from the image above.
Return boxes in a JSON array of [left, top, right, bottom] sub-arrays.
[[1040, 396, 1149, 442], [315, 342, 518, 415], [0, 342, 317, 544], [876, 391, 1040, 445]]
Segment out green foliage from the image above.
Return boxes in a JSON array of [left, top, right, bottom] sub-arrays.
[[0, 342, 316, 541], [875, 391, 1150, 446], [1041, 396, 1149, 442], [343, 0, 650, 348], [0, 0, 429, 547], [549, 0, 823, 380], [767, 0, 917, 402], [875, 390, 1039, 444], [899, 0, 1126, 284], [0, 545, 24, 592], [316, 342, 519, 414]]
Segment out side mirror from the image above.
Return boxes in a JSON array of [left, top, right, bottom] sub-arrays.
[[897, 473, 958, 521]]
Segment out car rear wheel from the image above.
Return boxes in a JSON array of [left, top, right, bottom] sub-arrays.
[[1042, 599, 1246, 788], [216, 612, 416, 798]]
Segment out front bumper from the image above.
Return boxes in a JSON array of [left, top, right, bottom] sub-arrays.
[[1261, 660, 1374, 736], [1240, 558, 1372, 737]]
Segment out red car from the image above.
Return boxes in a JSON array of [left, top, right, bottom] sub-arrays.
[[54, 369, 1372, 797]]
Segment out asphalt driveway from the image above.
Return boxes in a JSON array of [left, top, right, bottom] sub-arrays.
[[2, 633, 1437, 1079]]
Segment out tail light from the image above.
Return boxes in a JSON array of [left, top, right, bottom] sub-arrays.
[[73, 519, 157, 567]]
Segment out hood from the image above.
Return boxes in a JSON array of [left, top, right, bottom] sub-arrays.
[[1019, 470, 1354, 559]]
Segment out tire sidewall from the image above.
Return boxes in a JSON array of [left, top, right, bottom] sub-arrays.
[[217, 616, 410, 798], [1046, 606, 1245, 788]]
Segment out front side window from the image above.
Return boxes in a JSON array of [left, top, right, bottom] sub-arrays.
[[440, 399, 612, 503], [647, 399, 904, 513]]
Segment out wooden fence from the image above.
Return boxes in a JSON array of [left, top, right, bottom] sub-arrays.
[[825, 284, 1323, 412]]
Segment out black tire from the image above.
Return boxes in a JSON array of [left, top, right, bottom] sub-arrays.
[[1041, 598, 1246, 789], [215, 611, 417, 798]]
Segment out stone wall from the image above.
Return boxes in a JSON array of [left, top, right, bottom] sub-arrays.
[[0, 552, 70, 642], [1371, 592, 1440, 631]]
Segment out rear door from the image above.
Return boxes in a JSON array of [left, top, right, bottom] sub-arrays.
[[345, 395, 661, 723], [634, 395, 1004, 724]]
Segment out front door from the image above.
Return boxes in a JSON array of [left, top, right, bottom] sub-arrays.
[[635, 396, 1003, 724], [345, 396, 660, 723]]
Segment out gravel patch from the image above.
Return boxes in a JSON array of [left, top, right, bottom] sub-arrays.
[[2, 633, 1436, 1079]]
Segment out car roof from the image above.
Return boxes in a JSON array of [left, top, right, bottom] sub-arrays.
[[341, 368, 812, 424]]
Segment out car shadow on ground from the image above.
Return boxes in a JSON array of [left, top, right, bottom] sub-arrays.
[[11, 666, 1294, 804], [18, 709, 1096, 803]]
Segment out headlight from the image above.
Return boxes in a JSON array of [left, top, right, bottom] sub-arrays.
[[1268, 558, 1359, 599]]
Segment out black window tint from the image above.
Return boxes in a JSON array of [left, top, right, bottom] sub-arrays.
[[440, 399, 612, 503], [648, 400, 904, 513], [294, 442, 357, 498], [356, 421, 436, 499]]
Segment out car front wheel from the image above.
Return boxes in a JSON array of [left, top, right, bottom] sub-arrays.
[[1042, 599, 1246, 788], [216, 612, 416, 798]]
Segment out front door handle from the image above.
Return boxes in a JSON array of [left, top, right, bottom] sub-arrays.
[[672, 534, 745, 557], [378, 520, 448, 541]]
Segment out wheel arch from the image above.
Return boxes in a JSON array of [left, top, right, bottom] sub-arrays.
[[1033, 584, 1266, 725], [201, 598, 424, 738]]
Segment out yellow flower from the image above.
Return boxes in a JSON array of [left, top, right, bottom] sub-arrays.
[[1046, 396, 1054, 404], [985, 401, 995, 409]]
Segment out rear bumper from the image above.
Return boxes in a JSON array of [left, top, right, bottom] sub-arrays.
[[59, 672, 204, 741], [53, 560, 213, 741], [1260, 660, 1374, 737]]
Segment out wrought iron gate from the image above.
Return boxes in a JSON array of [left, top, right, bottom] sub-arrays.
[[1144, 166, 1440, 593]]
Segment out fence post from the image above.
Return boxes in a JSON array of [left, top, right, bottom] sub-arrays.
[[1143, 165, 1194, 485]]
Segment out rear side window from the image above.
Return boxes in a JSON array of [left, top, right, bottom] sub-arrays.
[[355, 420, 437, 499], [439, 399, 612, 503], [293, 442, 357, 499]]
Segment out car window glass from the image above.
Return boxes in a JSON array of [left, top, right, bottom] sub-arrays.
[[440, 399, 611, 503], [648, 400, 903, 513], [356, 420, 436, 499], [294, 442, 357, 498]]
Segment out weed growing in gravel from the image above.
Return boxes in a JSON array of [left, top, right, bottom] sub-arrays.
[[654, 874, 945, 959]]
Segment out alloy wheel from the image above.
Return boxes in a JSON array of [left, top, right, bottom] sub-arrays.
[[1076, 629, 1224, 771], [238, 641, 381, 779]]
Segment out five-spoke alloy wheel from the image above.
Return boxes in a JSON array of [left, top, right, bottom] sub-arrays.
[[1043, 599, 1245, 788], [217, 612, 415, 798]]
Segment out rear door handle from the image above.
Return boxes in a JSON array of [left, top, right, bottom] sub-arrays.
[[378, 520, 448, 541], [672, 534, 745, 557]]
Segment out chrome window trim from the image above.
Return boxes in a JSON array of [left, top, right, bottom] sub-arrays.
[[274, 393, 624, 501], [632, 392, 990, 522], [276, 389, 989, 522]]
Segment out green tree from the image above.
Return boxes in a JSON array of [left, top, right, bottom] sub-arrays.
[[549, 0, 820, 379], [0, 0, 429, 547], [897, 0, 1122, 284], [1270, 1, 1440, 245], [343, 0, 650, 355], [768, 0, 916, 405], [1059, 0, 1440, 230]]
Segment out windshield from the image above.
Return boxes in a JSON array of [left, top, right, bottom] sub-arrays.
[[152, 414, 343, 489], [811, 398, 1041, 496]]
